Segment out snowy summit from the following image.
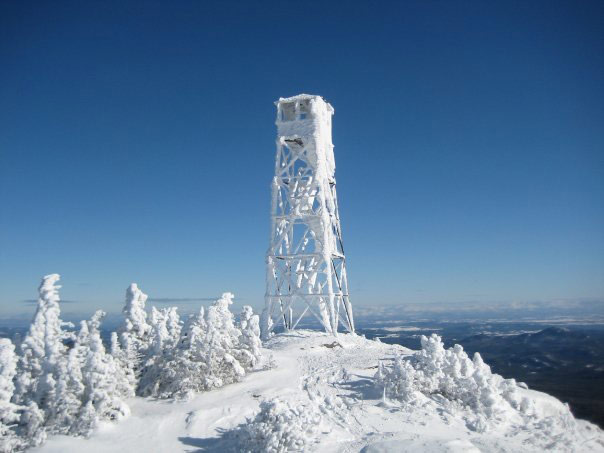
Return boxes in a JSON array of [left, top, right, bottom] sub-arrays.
[[33, 329, 604, 453]]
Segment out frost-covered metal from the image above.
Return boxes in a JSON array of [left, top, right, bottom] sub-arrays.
[[262, 94, 354, 337]]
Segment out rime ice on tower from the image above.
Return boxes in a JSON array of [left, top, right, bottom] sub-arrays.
[[262, 94, 354, 338]]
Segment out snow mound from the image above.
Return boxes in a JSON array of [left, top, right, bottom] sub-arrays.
[[232, 398, 323, 453]]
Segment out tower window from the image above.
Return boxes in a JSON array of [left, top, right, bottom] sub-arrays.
[[298, 99, 311, 120], [281, 102, 296, 121]]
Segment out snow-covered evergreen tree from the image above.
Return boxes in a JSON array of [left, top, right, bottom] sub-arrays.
[[237, 306, 262, 371], [179, 307, 206, 350], [0, 339, 23, 453], [375, 333, 533, 431], [164, 307, 181, 350], [109, 332, 134, 400], [116, 283, 151, 388], [138, 295, 262, 399], [18, 402, 46, 448], [139, 307, 173, 395], [76, 311, 130, 436], [260, 308, 273, 342], [50, 327, 85, 434], [5, 276, 265, 448], [146, 306, 180, 356], [137, 306, 206, 399], [201, 293, 246, 389], [233, 398, 323, 452], [14, 274, 65, 406], [148, 307, 169, 356], [12, 274, 76, 438]]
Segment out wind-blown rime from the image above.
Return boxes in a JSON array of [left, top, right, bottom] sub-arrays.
[[0, 275, 262, 452]]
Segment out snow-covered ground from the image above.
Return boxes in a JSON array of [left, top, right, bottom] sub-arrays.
[[34, 331, 604, 452]]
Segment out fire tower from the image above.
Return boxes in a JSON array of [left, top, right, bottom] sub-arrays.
[[261, 94, 354, 338]]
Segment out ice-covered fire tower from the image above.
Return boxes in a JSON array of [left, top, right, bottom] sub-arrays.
[[262, 94, 354, 338]]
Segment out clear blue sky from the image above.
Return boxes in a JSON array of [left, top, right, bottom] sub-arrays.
[[1, 0, 603, 318]]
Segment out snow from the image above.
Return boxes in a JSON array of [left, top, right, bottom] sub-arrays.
[[33, 330, 604, 453]]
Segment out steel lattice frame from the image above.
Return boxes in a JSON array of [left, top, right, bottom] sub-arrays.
[[261, 94, 354, 338]]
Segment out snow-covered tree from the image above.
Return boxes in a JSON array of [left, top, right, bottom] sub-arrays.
[[50, 327, 85, 434], [116, 283, 151, 387], [121, 283, 150, 339], [260, 308, 273, 341], [139, 307, 169, 395], [233, 398, 322, 452], [12, 274, 77, 439], [138, 306, 183, 394], [201, 293, 246, 389], [109, 332, 134, 400], [0, 339, 23, 453], [237, 306, 262, 370], [148, 307, 169, 356], [179, 307, 206, 350], [138, 295, 262, 399], [75, 311, 130, 436], [14, 274, 67, 406], [18, 402, 46, 448], [146, 306, 181, 356], [138, 306, 207, 399], [375, 333, 533, 431], [164, 307, 181, 350]]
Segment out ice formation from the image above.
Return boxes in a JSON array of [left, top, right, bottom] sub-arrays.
[[263, 94, 354, 339]]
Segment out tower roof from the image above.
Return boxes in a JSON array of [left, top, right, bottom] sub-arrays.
[[275, 94, 334, 114], [275, 93, 327, 105]]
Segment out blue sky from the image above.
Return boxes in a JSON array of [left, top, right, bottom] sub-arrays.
[[1, 0, 603, 318]]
